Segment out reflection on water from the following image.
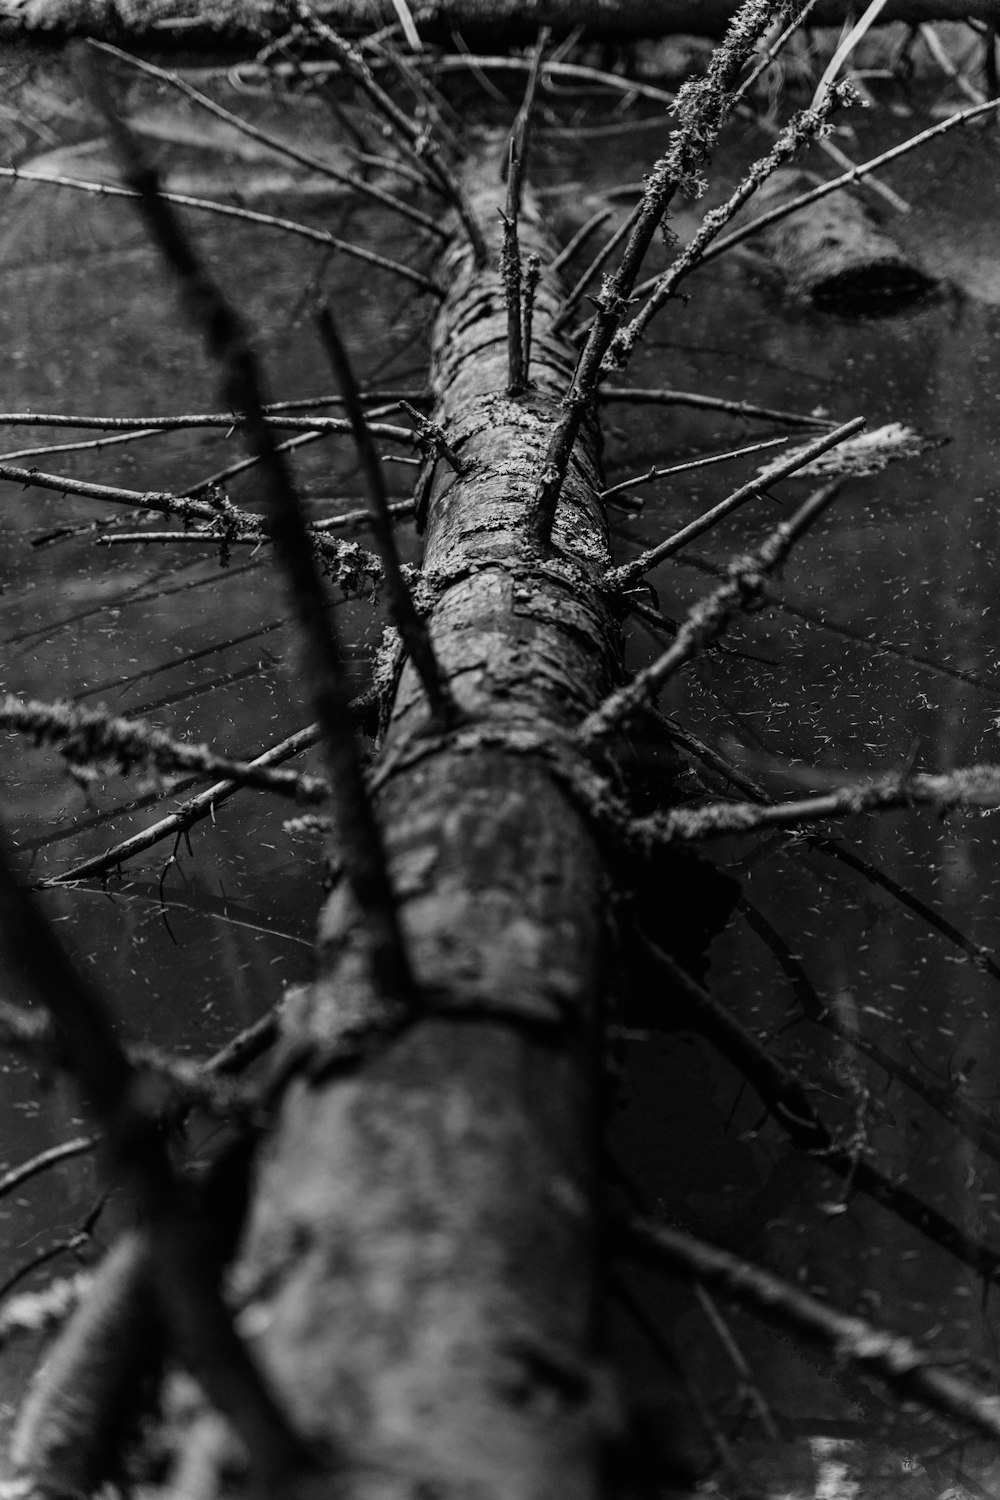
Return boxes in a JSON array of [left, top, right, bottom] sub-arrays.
[[1, 50, 999, 1489]]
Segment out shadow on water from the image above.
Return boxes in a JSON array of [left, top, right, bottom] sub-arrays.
[[1, 43, 1000, 1493]]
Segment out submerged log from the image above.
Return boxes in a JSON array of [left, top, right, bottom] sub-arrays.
[[743, 169, 938, 316], [228, 157, 628, 1499]]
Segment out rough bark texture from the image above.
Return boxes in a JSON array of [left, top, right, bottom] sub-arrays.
[[3, 0, 995, 41], [230, 161, 627, 1500]]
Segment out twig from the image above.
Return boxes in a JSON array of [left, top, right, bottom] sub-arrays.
[[598, 385, 833, 429], [0, 166, 442, 297], [600, 435, 789, 503], [0, 833, 312, 1485], [640, 935, 1000, 1289], [810, 0, 890, 110], [0, 408, 413, 444], [88, 42, 448, 240], [528, 0, 798, 546], [398, 401, 463, 475], [694, 1284, 783, 1442], [549, 206, 613, 278], [0, 427, 164, 465], [674, 550, 1000, 699], [45, 721, 331, 886], [639, 762, 1000, 845], [605, 418, 862, 591], [620, 1215, 1000, 1445], [288, 1, 488, 265], [505, 27, 550, 217], [695, 95, 1000, 271], [734, 0, 822, 102], [1, 693, 327, 803], [246, 52, 678, 109], [83, 49, 417, 1012], [0, 1138, 98, 1201], [316, 306, 455, 726], [608, 84, 854, 367], [0, 462, 381, 593], [581, 479, 843, 743], [551, 208, 636, 334]]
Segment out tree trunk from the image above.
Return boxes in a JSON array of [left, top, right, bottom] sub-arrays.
[[230, 156, 627, 1499], [4, 0, 995, 42]]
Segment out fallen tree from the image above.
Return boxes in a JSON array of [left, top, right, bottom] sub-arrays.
[[5, 5, 1000, 1499], [1, 0, 996, 42]]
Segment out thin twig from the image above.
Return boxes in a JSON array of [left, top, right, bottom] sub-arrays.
[[505, 26, 550, 217], [641, 934, 1000, 1289], [605, 418, 862, 591], [1, 693, 327, 802], [289, 0, 488, 265], [600, 434, 789, 503], [581, 479, 843, 743], [608, 84, 853, 367], [0, 1138, 99, 1201], [82, 65, 416, 1016], [0, 165, 442, 297], [551, 208, 637, 334], [640, 762, 1000, 845], [88, 41, 449, 240], [316, 306, 455, 726], [693, 94, 1000, 271], [734, 0, 822, 102], [0, 461, 381, 593], [598, 386, 833, 429], [0, 409, 413, 444], [0, 833, 312, 1485], [549, 206, 613, 278], [45, 721, 331, 886], [528, 0, 795, 545], [620, 1215, 1000, 1444]]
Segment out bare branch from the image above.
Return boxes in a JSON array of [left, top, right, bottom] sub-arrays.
[[641, 762, 1000, 844], [0, 165, 442, 296], [289, 0, 488, 264], [0, 1138, 98, 1201], [583, 479, 843, 743], [316, 306, 455, 726], [598, 385, 833, 428], [0, 834, 312, 1484], [79, 66, 415, 1014], [528, 0, 797, 545], [600, 434, 789, 503], [693, 94, 1000, 272], [620, 1216, 1000, 1445], [1, 693, 327, 802], [90, 40, 450, 240], [604, 416, 863, 591]]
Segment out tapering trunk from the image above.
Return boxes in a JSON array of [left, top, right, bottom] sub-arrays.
[[231, 155, 627, 1499]]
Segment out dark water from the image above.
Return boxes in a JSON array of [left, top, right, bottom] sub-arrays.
[[1, 49, 999, 1490]]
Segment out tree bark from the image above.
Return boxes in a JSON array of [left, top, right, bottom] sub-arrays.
[[228, 158, 627, 1499], [3, 0, 995, 42]]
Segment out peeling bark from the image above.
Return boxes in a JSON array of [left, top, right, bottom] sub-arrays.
[[229, 163, 627, 1499]]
